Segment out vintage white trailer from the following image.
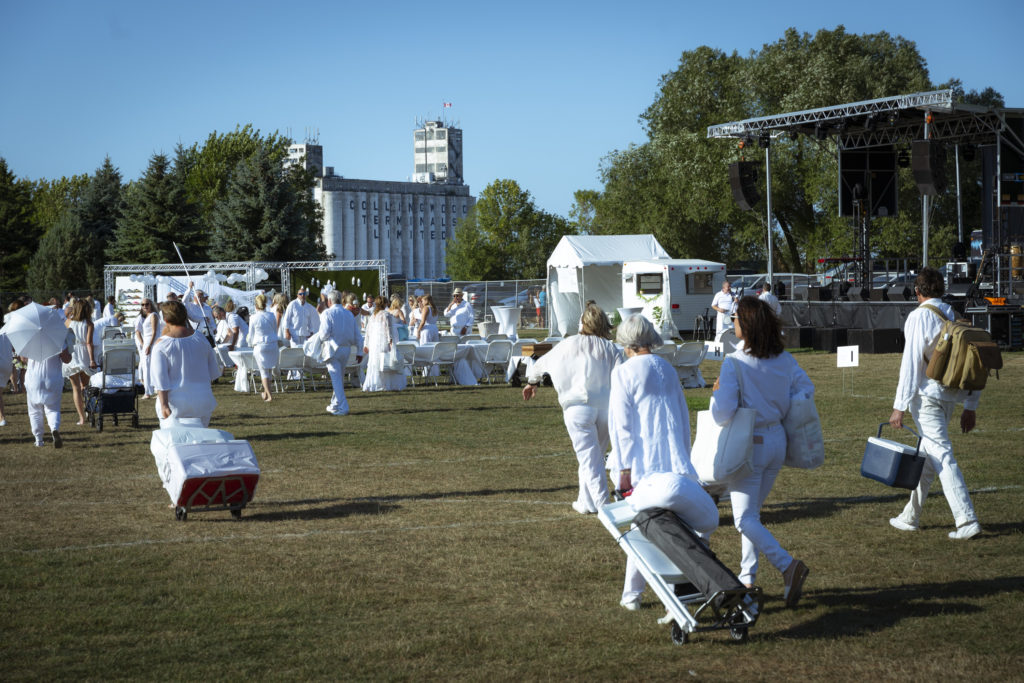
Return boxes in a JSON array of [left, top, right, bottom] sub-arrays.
[[621, 259, 726, 336]]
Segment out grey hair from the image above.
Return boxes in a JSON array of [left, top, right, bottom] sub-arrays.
[[328, 290, 343, 304], [615, 314, 663, 351]]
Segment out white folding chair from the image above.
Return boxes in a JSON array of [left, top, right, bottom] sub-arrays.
[[653, 343, 677, 365], [343, 346, 362, 388], [460, 334, 482, 343], [674, 342, 708, 388], [429, 341, 458, 386], [276, 346, 307, 392], [395, 341, 418, 384], [302, 354, 327, 391], [484, 333, 508, 343], [481, 339, 513, 383]]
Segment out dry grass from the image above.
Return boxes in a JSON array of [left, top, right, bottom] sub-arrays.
[[1, 350, 1022, 680]]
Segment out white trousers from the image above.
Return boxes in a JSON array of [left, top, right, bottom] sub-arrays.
[[622, 474, 720, 602], [28, 397, 61, 441], [898, 395, 977, 528], [141, 352, 154, 395], [728, 425, 792, 585], [562, 404, 609, 513], [325, 357, 350, 415]]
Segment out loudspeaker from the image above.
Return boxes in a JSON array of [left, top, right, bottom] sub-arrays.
[[847, 328, 903, 354], [783, 327, 813, 349], [813, 327, 848, 352], [846, 286, 870, 301], [869, 288, 889, 302], [912, 140, 946, 195], [888, 285, 913, 301], [728, 161, 760, 211], [840, 147, 898, 217], [806, 286, 833, 302]]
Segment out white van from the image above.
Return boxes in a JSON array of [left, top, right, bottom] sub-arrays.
[[621, 260, 726, 335]]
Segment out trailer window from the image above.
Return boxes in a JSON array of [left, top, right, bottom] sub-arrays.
[[636, 274, 663, 295], [687, 273, 714, 294]]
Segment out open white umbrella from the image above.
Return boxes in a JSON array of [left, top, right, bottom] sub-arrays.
[[0, 302, 69, 362]]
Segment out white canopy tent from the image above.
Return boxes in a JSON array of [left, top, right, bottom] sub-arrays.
[[546, 235, 671, 337]]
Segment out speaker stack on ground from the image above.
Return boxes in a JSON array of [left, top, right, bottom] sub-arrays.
[[869, 288, 889, 301], [845, 286, 870, 302], [887, 286, 913, 301], [912, 140, 947, 195], [847, 328, 904, 354], [728, 161, 760, 211], [812, 327, 848, 352], [783, 327, 813, 349]]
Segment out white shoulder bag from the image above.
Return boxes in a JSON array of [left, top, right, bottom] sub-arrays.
[[783, 391, 824, 469], [691, 357, 755, 486]]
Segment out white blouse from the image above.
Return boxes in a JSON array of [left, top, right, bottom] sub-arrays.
[[526, 334, 622, 410]]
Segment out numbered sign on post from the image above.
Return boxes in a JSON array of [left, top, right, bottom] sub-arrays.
[[837, 345, 859, 368]]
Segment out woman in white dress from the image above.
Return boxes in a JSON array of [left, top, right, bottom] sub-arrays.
[[151, 301, 221, 428], [63, 299, 97, 425], [415, 294, 439, 343], [247, 294, 278, 402], [407, 295, 422, 339], [388, 294, 409, 342], [522, 303, 623, 514], [608, 314, 717, 611], [711, 296, 814, 608], [361, 297, 405, 392], [223, 300, 248, 350], [141, 299, 165, 399]]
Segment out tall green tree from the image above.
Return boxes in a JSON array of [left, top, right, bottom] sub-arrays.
[[446, 179, 572, 279], [207, 145, 326, 262], [107, 153, 203, 264], [0, 158, 38, 293], [76, 157, 123, 289], [26, 209, 93, 297]]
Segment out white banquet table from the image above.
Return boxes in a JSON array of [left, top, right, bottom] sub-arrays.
[[413, 341, 488, 385]]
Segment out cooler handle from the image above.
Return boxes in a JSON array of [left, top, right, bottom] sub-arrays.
[[876, 423, 922, 454]]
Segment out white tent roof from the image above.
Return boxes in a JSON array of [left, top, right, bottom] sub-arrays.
[[547, 235, 671, 268]]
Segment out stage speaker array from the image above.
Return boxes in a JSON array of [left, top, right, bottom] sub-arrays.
[[728, 161, 760, 211], [912, 140, 947, 195], [839, 147, 898, 216]]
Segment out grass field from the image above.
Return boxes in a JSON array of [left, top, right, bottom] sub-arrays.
[[1, 349, 1022, 680]]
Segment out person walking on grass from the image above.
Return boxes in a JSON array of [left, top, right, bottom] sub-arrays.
[[24, 344, 72, 448], [316, 290, 363, 416], [888, 267, 982, 540]]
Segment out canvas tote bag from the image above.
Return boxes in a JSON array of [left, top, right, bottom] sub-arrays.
[[783, 389, 825, 469], [691, 357, 755, 485]]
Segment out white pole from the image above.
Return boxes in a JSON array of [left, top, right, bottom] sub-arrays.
[[765, 145, 774, 285]]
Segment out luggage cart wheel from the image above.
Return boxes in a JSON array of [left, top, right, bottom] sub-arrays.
[[175, 506, 187, 522], [670, 622, 688, 645], [729, 626, 748, 643], [230, 508, 242, 520]]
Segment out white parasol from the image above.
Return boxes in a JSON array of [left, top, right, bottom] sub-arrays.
[[0, 302, 69, 362]]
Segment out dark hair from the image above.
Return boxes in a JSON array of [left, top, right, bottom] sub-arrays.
[[735, 297, 784, 359], [915, 267, 944, 299], [159, 300, 188, 326]]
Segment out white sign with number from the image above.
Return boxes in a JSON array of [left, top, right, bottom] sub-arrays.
[[837, 345, 859, 368]]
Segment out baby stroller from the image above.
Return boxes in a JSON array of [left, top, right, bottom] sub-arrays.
[[85, 346, 140, 432], [599, 499, 762, 645]]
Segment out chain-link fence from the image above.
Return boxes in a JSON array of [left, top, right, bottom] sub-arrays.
[[388, 279, 547, 330]]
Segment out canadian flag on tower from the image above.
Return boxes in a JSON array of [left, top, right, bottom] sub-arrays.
[[443, 102, 452, 108]]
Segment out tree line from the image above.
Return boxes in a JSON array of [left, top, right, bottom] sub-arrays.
[[0, 125, 325, 298], [449, 26, 1004, 280]]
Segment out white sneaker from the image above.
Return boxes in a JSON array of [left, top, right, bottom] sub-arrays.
[[571, 501, 595, 515], [619, 597, 641, 611], [0, 419, 7, 427], [34, 440, 44, 447], [889, 517, 919, 532], [949, 521, 981, 540]]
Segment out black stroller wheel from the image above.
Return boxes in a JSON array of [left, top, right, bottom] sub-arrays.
[[670, 622, 688, 645], [729, 626, 748, 642]]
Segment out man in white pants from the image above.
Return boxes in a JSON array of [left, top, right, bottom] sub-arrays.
[[316, 290, 363, 416], [711, 280, 737, 341], [889, 267, 981, 540], [283, 288, 320, 348]]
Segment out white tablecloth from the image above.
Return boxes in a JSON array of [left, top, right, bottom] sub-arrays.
[[491, 306, 521, 341], [228, 349, 255, 392], [414, 341, 487, 385]]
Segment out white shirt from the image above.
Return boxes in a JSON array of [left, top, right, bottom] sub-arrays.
[[284, 299, 320, 338], [102, 302, 117, 318], [526, 334, 622, 410], [446, 299, 474, 334], [226, 312, 248, 346], [894, 298, 980, 411], [151, 334, 221, 390], [317, 304, 364, 356], [711, 350, 814, 428], [608, 354, 696, 483], [247, 310, 279, 347], [758, 291, 782, 316], [711, 289, 737, 334]]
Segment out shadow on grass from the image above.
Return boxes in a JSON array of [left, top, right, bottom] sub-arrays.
[[357, 484, 576, 503], [778, 576, 1024, 639], [242, 499, 400, 522]]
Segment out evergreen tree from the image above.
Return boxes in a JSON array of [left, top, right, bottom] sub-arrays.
[[26, 209, 93, 297], [107, 153, 203, 264], [76, 157, 123, 289], [207, 145, 326, 262], [0, 158, 38, 292]]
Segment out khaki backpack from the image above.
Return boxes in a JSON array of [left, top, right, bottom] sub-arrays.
[[920, 304, 1003, 391]]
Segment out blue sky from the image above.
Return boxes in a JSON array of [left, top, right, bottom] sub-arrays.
[[2, 0, 1021, 218]]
